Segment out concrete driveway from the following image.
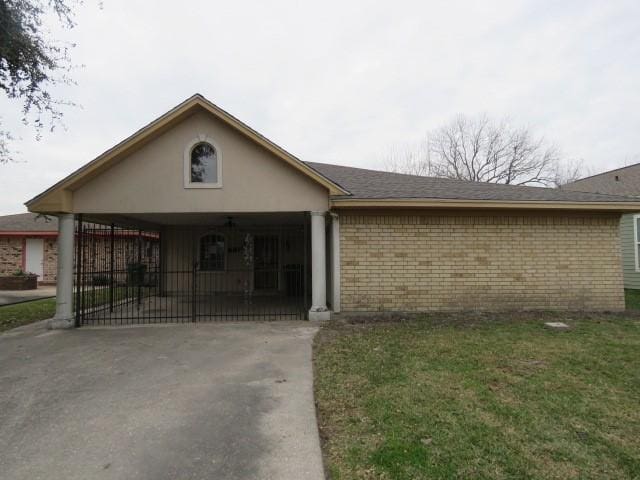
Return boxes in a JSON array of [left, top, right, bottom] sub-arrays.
[[0, 321, 325, 480]]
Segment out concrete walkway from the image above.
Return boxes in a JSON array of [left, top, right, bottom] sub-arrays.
[[0, 321, 325, 480], [0, 285, 56, 306]]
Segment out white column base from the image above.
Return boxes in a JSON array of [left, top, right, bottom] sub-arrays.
[[308, 309, 331, 322], [48, 317, 75, 329]]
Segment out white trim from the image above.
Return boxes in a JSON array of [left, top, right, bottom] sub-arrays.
[[330, 197, 640, 211], [634, 214, 640, 272], [183, 134, 223, 189]]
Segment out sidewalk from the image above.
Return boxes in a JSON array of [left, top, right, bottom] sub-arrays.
[[0, 286, 56, 306]]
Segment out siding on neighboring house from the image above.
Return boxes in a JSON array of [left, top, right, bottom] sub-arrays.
[[620, 213, 640, 289], [340, 211, 624, 312]]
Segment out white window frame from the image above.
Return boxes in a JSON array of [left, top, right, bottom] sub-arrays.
[[184, 134, 223, 189], [634, 214, 640, 272], [198, 232, 227, 272]]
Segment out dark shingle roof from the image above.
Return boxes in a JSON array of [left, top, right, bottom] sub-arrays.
[[562, 162, 640, 197], [306, 162, 639, 203], [0, 213, 58, 232]]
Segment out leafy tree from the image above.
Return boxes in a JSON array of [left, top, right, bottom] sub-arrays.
[[0, 0, 80, 163]]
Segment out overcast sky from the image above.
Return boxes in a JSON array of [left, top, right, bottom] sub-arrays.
[[1, 0, 639, 214]]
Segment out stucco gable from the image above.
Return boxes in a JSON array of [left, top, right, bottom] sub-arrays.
[[71, 111, 330, 213], [26, 94, 347, 214]]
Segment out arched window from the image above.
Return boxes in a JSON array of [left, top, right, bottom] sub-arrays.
[[184, 136, 222, 188], [190, 142, 217, 184], [199, 234, 225, 271]]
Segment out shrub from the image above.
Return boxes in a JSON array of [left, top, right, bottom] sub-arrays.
[[92, 274, 110, 286]]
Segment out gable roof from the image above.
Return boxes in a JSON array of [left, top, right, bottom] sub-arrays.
[[23, 93, 640, 214], [26, 94, 349, 213], [307, 162, 640, 210], [0, 213, 58, 233], [562, 162, 640, 197]]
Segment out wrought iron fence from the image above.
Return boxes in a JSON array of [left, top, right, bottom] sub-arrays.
[[74, 217, 309, 325]]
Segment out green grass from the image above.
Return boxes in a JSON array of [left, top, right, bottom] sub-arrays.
[[0, 286, 136, 333], [0, 298, 56, 332], [625, 289, 640, 310], [314, 314, 640, 479]]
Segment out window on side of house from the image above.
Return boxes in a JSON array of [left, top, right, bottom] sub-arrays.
[[199, 234, 225, 271], [190, 142, 218, 184], [184, 136, 222, 189]]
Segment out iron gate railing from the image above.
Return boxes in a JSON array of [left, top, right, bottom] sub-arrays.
[[74, 217, 309, 326]]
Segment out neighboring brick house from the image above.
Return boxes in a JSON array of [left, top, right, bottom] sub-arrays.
[[563, 163, 640, 290], [24, 94, 640, 328], [0, 213, 58, 284], [0, 214, 156, 288]]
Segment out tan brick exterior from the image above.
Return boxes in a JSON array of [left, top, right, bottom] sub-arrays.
[[340, 211, 625, 312]]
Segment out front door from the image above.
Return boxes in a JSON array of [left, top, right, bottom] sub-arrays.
[[25, 238, 44, 279], [254, 234, 279, 291]]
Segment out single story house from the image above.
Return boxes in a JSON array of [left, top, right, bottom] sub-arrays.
[[25, 94, 640, 328], [0, 213, 58, 283], [563, 163, 640, 289]]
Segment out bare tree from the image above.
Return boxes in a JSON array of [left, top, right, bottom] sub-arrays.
[[551, 158, 589, 187], [385, 114, 583, 187], [383, 139, 434, 176]]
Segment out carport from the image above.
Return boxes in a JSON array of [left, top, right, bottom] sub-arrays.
[[74, 213, 311, 325], [24, 95, 347, 327]]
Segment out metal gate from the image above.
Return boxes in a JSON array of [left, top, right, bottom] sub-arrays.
[[74, 217, 309, 326]]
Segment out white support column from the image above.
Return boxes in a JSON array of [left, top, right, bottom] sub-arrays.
[[330, 212, 341, 313], [49, 214, 75, 329], [309, 211, 330, 321]]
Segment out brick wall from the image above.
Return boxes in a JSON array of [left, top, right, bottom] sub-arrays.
[[0, 236, 58, 284], [340, 211, 624, 312], [0, 237, 23, 277], [42, 238, 58, 283]]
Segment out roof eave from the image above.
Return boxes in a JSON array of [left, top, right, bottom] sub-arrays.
[[330, 197, 640, 212]]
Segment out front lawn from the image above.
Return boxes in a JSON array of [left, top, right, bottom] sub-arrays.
[[0, 287, 131, 333], [0, 298, 56, 333], [314, 314, 640, 479]]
